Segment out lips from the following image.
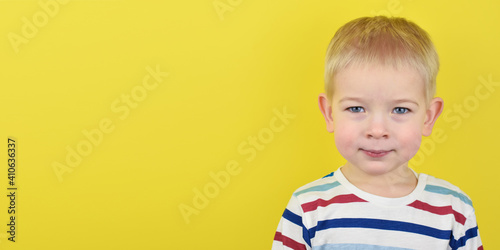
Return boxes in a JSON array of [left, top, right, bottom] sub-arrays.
[[361, 149, 392, 158]]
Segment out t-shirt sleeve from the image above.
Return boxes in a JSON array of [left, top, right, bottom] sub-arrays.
[[452, 209, 483, 250], [272, 194, 311, 250]]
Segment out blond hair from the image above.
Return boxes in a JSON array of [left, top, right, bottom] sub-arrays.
[[324, 16, 439, 105]]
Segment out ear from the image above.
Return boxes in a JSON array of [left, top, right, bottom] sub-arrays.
[[422, 97, 444, 136], [318, 93, 335, 133]]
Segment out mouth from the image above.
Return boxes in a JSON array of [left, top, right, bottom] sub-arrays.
[[361, 149, 393, 158]]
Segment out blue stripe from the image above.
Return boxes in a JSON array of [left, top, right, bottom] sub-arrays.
[[322, 172, 334, 178], [282, 209, 311, 247], [283, 209, 302, 226], [312, 218, 451, 240], [424, 185, 473, 206], [449, 226, 479, 250], [313, 244, 413, 250], [294, 182, 341, 196]]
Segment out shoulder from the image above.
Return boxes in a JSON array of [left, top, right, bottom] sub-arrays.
[[421, 173, 475, 214], [291, 172, 343, 201]]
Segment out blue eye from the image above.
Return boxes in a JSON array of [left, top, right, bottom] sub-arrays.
[[393, 107, 410, 114], [348, 106, 365, 113]]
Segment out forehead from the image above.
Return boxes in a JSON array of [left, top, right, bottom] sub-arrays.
[[332, 63, 426, 101]]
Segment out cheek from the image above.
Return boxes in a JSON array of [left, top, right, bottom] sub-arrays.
[[398, 127, 423, 160], [333, 122, 357, 155]]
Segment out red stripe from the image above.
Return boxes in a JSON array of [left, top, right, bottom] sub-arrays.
[[274, 232, 306, 250], [478, 246, 483, 250], [408, 200, 466, 225], [302, 194, 367, 213]]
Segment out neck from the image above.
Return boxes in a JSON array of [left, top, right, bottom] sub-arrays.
[[340, 163, 418, 198]]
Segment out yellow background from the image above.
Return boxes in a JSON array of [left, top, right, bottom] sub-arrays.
[[1, 0, 498, 249]]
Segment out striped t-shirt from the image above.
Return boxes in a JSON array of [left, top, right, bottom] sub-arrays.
[[272, 169, 483, 250]]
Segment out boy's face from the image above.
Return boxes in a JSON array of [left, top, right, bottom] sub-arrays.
[[319, 63, 443, 177]]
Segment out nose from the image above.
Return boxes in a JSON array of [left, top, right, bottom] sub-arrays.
[[365, 115, 389, 139]]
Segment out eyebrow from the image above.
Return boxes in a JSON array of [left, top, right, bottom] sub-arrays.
[[392, 99, 420, 107], [337, 97, 364, 104]]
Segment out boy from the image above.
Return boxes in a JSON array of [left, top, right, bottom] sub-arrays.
[[272, 16, 483, 249]]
